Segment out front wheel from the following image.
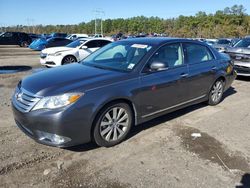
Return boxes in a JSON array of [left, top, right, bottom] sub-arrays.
[[93, 103, 133, 147], [208, 79, 224, 106], [62, 56, 77, 65]]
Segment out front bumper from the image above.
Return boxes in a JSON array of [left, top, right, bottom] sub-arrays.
[[12, 100, 93, 147], [40, 56, 62, 67], [234, 61, 250, 76]]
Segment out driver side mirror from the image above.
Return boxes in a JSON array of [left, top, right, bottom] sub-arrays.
[[150, 61, 168, 72]]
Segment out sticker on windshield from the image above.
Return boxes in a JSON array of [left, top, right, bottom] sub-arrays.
[[131, 44, 148, 49], [128, 63, 135, 69]]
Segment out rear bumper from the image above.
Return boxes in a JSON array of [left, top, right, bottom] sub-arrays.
[[12, 101, 93, 147], [224, 70, 237, 91]]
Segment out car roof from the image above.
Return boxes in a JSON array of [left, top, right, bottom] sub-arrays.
[[119, 37, 207, 46], [80, 37, 112, 42]]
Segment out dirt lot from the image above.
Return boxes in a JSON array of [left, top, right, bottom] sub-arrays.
[[0, 46, 250, 188]]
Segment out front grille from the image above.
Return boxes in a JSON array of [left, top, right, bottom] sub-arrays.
[[40, 53, 47, 59], [226, 52, 250, 62], [13, 88, 40, 113], [45, 61, 55, 65], [234, 65, 250, 74]]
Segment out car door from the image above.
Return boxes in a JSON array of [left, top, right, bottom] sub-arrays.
[[78, 40, 99, 60], [183, 42, 217, 100], [138, 43, 189, 117], [0, 32, 14, 45], [98, 40, 111, 48], [46, 38, 57, 48], [53, 38, 65, 47], [60, 39, 71, 46]]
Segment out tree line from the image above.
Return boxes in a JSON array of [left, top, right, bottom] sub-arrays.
[[1, 5, 250, 38]]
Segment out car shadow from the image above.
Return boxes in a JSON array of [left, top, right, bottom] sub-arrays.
[[221, 86, 237, 102], [67, 86, 237, 152], [67, 142, 99, 152], [236, 76, 250, 82], [236, 173, 250, 188]]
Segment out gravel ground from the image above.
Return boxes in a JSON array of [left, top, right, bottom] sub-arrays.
[[0, 46, 249, 188]]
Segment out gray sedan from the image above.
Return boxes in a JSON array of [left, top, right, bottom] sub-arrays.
[[12, 38, 236, 147]]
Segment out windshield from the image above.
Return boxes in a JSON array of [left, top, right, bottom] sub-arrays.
[[32, 38, 46, 45], [82, 42, 152, 72], [66, 40, 86, 48], [234, 39, 250, 48], [217, 39, 231, 44]]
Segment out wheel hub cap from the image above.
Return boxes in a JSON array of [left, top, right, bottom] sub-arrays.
[[100, 107, 129, 142]]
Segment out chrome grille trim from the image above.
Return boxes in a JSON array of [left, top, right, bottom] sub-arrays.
[[13, 88, 41, 113]]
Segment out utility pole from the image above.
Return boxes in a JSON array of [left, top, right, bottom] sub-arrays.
[[93, 9, 105, 36]]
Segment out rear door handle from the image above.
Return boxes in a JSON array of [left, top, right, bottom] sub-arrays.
[[211, 66, 217, 71], [180, 73, 188, 78]]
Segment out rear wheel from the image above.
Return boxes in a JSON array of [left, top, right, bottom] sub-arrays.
[[20, 41, 28, 47], [93, 103, 133, 147], [62, 56, 77, 65], [208, 79, 224, 106]]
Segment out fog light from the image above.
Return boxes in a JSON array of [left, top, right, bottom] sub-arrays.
[[37, 130, 71, 145], [53, 134, 66, 144]]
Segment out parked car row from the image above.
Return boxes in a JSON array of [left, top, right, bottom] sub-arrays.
[[29, 37, 72, 51], [0, 31, 90, 47]]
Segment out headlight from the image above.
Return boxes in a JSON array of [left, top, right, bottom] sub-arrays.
[[48, 52, 62, 56], [32, 93, 83, 111]]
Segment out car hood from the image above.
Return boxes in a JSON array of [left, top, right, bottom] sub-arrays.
[[42, 47, 74, 54], [226, 47, 250, 55], [212, 44, 230, 48], [21, 63, 129, 96]]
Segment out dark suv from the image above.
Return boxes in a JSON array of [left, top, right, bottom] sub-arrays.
[[0, 32, 32, 47], [12, 38, 236, 147]]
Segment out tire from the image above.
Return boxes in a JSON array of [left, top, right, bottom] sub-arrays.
[[93, 102, 133, 147], [208, 79, 224, 106], [62, 56, 77, 65], [20, 41, 28, 47]]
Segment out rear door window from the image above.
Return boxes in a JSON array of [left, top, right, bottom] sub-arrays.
[[98, 40, 111, 47], [1, 32, 13, 38], [85, 40, 99, 48], [183, 43, 214, 64]]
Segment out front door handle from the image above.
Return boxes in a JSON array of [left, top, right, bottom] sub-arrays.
[[180, 73, 188, 78]]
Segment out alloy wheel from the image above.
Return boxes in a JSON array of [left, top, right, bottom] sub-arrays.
[[211, 81, 223, 103], [63, 56, 76, 64], [99, 107, 129, 142]]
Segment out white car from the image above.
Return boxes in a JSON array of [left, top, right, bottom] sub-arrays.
[[66, 33, 88, 40], [40, 38, 112, 67]]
